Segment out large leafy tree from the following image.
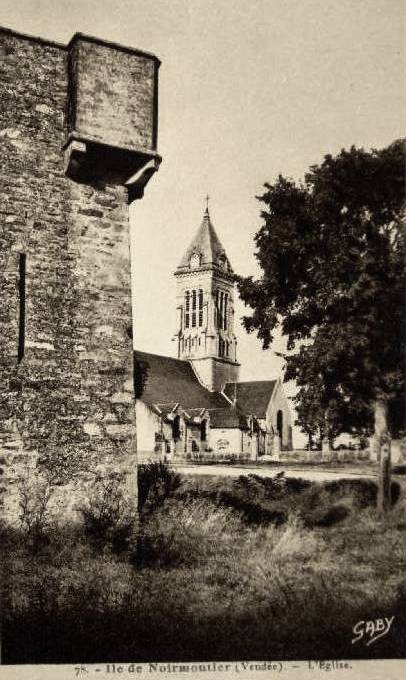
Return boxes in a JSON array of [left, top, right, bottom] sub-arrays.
[[238, 140, 405, 506]]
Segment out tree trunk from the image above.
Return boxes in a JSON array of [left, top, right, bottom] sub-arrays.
[[321, 415, 331, 457], [321, 436, 330, 456], [375, 397, 391, 513]]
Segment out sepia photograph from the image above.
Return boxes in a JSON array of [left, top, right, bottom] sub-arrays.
[[0, 0, 405, 677]]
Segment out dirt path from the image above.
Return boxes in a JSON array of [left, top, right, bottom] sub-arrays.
[[172, 463, 377, 482]]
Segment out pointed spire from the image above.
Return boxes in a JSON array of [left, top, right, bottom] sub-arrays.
[[176, 203, 234, 274]]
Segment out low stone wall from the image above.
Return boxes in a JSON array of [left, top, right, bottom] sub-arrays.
[[368, 438, 406, 464], [137, 450, 163, 464], [182, 451, 254, 463], [283, 449, 371, 463], [281, 442, 405, 464]]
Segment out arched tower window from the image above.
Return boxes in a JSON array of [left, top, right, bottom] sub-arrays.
[[192, 289, 197, 327], [198, 289, 203, 327], [184, 290, 190, 329], [220, 291, 224, 331], [220, 295, 223, 331], [223, 293, 228, 330]]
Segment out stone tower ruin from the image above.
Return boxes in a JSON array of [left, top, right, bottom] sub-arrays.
[[0, 26, 160, 522]]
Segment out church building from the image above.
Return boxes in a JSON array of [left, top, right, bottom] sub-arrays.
[[135, 205, 292, 462]]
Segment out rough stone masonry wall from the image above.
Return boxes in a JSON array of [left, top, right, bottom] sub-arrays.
[[0, 29, 144, 524], [69, 37, 156, 150]]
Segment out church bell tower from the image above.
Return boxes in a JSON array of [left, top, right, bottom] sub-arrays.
[[174, 201, 240, 392]]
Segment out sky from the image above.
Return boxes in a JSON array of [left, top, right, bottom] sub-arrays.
[[2, 0, 404, 444]]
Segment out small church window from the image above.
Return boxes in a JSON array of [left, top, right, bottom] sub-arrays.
[[185, 290, 190, 329], [225, 340, 229, 357], [223, 293, 228, 330], [218, 253, 227, 270], [190, 252, 201, 268]]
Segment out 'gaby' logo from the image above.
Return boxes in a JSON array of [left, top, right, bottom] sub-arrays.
[[352, 616, 395, 646]]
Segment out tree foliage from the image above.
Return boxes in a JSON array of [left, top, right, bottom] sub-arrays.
[[238, 140, 405, 439]]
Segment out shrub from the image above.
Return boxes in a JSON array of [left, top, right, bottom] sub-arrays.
[[138, 461, 182, 514], [179, 473, 391, 529], [17, 473, 54, 550], [322, 478, 400, 506], [314, 504, 351, 527], [77, 476, 136, 553]]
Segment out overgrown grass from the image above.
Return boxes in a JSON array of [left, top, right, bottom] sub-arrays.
[[2, 466, 405, 663], [177, 472, 400, 527]]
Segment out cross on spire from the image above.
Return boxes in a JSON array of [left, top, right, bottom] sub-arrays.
[[204, 194, 210, 215]]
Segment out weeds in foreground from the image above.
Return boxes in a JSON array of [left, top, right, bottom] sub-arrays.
[[77, 476, 136, 553], [17, 473, 54, 550], [2, 468, 405, 663]]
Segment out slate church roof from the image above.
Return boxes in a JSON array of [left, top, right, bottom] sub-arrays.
[[176, 207, 234, 273], [134, 351, 278, 429], [224, 380, 277, 418], [209, 407, 250, 429], [134, 350, 228, 411]]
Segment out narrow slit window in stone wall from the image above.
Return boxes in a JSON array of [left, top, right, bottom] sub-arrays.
[[18, 253, 26, 362]]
